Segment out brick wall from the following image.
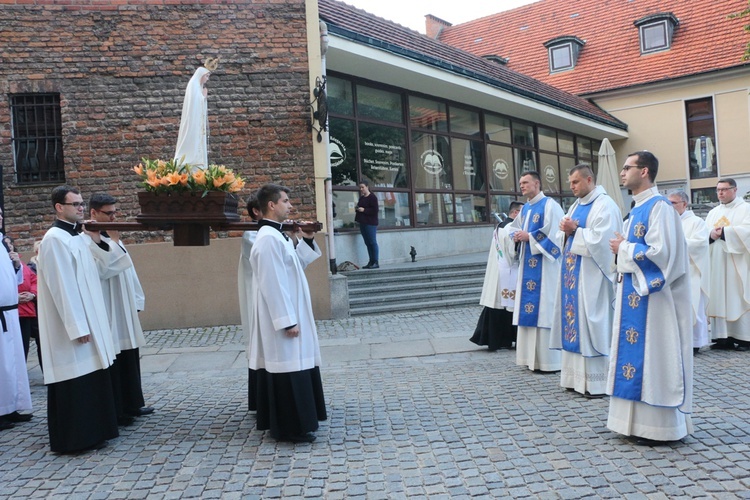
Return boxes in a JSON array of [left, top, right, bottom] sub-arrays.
[[0, 0, 315, 251]]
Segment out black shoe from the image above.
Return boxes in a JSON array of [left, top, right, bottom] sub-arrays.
[[735, 345, 749, 352], [2, 411, 33, 423], [126, 406, 154, 417], [710, 341, 735, 350], [693, 347, 700, 355], [280, 432, 316, 443], [0, 420, 15, 431], [118, 416, 135, 427], [362, 263, 372, 269], [369, 262, 379, 269], [584, 392, 605, 399]]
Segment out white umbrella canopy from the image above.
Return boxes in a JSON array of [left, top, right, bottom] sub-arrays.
[[597, 138, 627, 217]]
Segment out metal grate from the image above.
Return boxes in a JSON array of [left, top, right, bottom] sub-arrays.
[[10, 93, 65, 184]]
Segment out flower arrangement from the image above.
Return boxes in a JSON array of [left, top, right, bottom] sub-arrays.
[[133, 158, 246, 195]]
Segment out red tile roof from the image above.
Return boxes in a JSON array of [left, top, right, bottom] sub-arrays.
[[318, 0, 625, 129], [437, 0, 750, 95]]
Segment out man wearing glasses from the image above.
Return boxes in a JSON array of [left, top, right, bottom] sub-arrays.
[[607, 151, 693, 445], [705, 178, 750, 351], [667, 191, 710, 354], [89, 193, 153, 424], [37, 185, 119, 453]]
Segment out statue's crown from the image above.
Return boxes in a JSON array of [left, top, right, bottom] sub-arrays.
[[204, 57, 220, 72]]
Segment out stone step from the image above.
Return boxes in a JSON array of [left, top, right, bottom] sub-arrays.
[[344, 266, 486, 287], [349, 286, 481, 307], [348, 276, 484, 297], [342, 262, 486, 281], [350, 295, 481, 316]]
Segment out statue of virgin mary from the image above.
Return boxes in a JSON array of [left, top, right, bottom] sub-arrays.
[[174, 59, 218, 171]]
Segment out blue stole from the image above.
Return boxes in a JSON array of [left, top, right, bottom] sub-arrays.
[[517, 197, 561, 327], [560, 198, 596, 353], [612, 195, 668, 401]]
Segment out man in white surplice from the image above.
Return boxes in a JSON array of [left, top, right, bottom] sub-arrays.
[[668, 191, 711, 353], [551, 165, 621, 397], [705, 178, 750, 351], [607, 151, 693, 444], [239, 195, 321, 413], [246, 184, 326, 443], [509, 171, 564, 372], [89, 193, 152, 419], [38, 185, 120, 453], [0, 206, 32, 430]]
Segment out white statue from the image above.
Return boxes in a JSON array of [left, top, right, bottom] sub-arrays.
[[174, 57, 219, 171]]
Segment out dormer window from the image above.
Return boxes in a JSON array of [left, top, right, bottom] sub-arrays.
[[543, 36, 585, 73], [634, 13, 679, 54]]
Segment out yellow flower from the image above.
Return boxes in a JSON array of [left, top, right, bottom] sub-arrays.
[[146, 177, 161, 188], [213, 177, 227, 188], [133, 164, 143, 176], [179, 173, 189, 186]]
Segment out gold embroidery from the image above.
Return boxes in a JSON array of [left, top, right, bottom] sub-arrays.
[[650, 277, 663, 289], [714, 216, 730, 229], [625, 327, 639, 344], [501, 289, 510, 299], [510, 291, 516, 300], [528, 257, 539, 268], [533, 214, 541, 224], [634, 251, 645, 261], [551, 247, 559, 255], [622, 363, 636, 380], [633, 222, 646, 239], [628, 291, 641, 309], [524, 303, 535, 314], [536, 232, 545, 241], [526, 280, 537, 291]]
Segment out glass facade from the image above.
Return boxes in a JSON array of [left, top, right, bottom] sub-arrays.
[[328, 74, 603, 229]]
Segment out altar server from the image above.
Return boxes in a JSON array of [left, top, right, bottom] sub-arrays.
[[38, 185, 119, 453], [89, 193, 153, 420], [0, 207, 32, 430], [246, 184, 326, 442], [607, 152, 693, 444]]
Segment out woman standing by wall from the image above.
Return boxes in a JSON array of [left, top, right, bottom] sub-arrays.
[[355, 179, 380, 269]]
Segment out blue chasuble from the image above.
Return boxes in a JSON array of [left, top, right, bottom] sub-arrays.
[[560, 198, 596, 353], [517, 197, 561, 327], [612, 195, 668, 401]]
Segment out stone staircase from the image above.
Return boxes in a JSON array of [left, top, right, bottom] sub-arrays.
[[342, 260, 486, 316]]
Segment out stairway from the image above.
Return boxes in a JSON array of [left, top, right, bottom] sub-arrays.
[[342, 260, 486, 316]]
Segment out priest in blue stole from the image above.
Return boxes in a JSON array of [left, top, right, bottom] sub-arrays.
[[551, 165, 621, 397], [509, 171, 564, 372], [607, 151, 693, 444]]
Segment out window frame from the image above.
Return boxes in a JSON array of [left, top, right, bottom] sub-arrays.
[[549, 43, 574, 72], [639, 20, 669, 54], [10, 93, 66, 185]]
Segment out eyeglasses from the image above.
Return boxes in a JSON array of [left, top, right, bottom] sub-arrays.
[[61, 202, 86, 208], [97, 210, 117, 216], [716, 187, 736, 193], [621, 164, 644, 172]]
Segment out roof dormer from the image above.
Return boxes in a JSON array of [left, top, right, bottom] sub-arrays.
[[543, 36, 585, 73], [634, 12, 679, 55]]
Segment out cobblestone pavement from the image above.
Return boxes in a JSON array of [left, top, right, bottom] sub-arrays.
[[2, 306, 750, 498]]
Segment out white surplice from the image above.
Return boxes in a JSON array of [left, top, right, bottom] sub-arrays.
[[240, 231, 322, 366], [606, 187, 694, 441], [38, 225, 117, 384], [509, 192, 564, 371], [247, 226, 322, 373], [98, 236, 146, 353], [705, 197, 750, 341], [680, 210, 710, 348], [0, 234, 32, 416], [551, 186, 621, 394], [479, 225, 518, 312]]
